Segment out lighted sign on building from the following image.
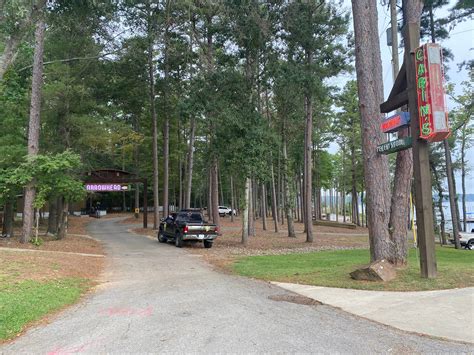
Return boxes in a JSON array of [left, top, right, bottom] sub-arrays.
[[85, 184, 128, 192], [414, 43, 450, 142]]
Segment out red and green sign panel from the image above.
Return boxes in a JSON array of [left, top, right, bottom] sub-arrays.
[[415, 43, 450, 142], [381, 112, 410, 134]]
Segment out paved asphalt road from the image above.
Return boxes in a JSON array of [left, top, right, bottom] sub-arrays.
[[2, 218, 472, 354]]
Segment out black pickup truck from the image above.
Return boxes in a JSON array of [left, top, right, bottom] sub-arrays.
[[157, 210, 219, 248]]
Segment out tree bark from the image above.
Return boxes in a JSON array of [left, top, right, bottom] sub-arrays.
[[184, 117, 196, 209], [47, 198, 58, 235], [387, 0, 412, 265], [0, 0, 46, 80], [248, 178, 255, 237], [211, 158, 220, 229], [352, 0, 391, 261], [230, 176, 235, 223], [21, 15, 45, 243], [461, 122, 467, 232], [271, 162, 279, 232], [283, 134, 296, 238], [241, 178, 250, 245], [57, 199, 68, 240], [208, 168, 212, 219], [148, 24, 160, 228], [388, 128, 413, 265], [2, 199, 14, 237], [431, 162, 447, 244], [304, 50, 313, 242], [262, 184, 267, 231], [445, 140, 460, 248], [163, 66, 170, 218]]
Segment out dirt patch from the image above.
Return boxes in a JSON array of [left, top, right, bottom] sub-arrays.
[[0, 249, 104, 284], [129, 214, 369, 272], [268, 294, 321, 306], [0, 217, 104, 255]]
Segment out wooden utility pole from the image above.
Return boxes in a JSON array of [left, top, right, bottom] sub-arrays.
[[390, 0, 400, 82], [404, 19, 437, 278]]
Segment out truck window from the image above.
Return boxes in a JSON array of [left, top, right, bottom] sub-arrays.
[[189, 213, 203, 222], [176, 212, 203, 223]]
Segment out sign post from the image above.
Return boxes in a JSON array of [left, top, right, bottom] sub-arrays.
[[405, 25, 438, 278], [379, 26, 446, 278]]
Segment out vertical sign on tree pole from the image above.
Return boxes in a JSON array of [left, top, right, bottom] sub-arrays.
[[405, 23, 437, 278], [414, 43, 450, 142]]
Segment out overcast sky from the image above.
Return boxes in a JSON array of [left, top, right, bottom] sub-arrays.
[[335, 0, 474, 194]]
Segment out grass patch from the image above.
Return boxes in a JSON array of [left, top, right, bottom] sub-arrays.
[[233, 247, 474, 291], [0, 278, 88, 341]]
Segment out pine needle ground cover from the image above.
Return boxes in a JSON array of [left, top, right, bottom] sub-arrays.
[[232, 247, 474, 291]]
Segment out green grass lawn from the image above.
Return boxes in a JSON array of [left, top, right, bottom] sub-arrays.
[[232, 247, 474, 291], [0, 278, 87, 341]]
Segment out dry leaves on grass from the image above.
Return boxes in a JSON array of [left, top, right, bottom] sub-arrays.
[[1, 216, 104, 255], [0, 250, 104, 284], [127, 214, 369, 272]]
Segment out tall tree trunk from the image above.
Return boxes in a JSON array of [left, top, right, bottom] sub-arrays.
[[211, 158, 220, 229], [248, 178, 255, 237], [271, 162, 279, 232], [283, 134, 296, 238], [162, 92, 170, 217], [304, 59, 313, 242], [230, 176, 235, 223], [431, 163, 447, 245], [208, 168, 212, 219], [133, 117, 140, 218], [350, 135, 359, 225], [262, 184, 267, 231], [2, 199, 14, 237], [388, 128, 412, 265], [387, 0, 412, 265], [0, 0, 46, 80], [148, 28, 160, 228], [57, 199, 68, 240], [162, 5, 171, 219], [445, 140, 460, 248], [242, 178, 250, 245], [47, 198, 58, 235], [185, 117, 196, 209], [21, 15, 45, 243], [461, 123, 467, 232], [352, 0, 391, 261], [0, 33, 22, 80]]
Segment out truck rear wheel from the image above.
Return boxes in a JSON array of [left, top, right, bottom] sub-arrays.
[[158, 230, 167, 243], [203, 240, 213, 249], [175, 232, 183, 248]]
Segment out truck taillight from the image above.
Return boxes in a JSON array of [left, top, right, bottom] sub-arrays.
[[215, 226, 219, 234], [184, 226, 189, 234]]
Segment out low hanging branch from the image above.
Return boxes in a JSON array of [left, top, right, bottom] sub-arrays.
[[18, 51, 120, 72]]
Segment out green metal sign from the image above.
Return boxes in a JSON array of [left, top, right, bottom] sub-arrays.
[[377, 137, 413, 155]]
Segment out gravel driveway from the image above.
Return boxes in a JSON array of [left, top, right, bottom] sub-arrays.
[[2, 218, 471, 354]]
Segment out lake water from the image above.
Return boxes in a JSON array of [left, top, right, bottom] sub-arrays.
[[439, 200, 474, 232], [325, 200, 474, 233]]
